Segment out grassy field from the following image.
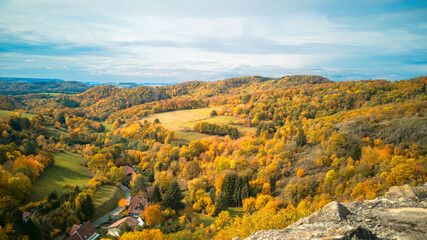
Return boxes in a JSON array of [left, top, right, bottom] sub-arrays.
[[101, 121, 113, 133], [199, 214, 216, 226], [92, 185, 125, 221], [139, 108, 256, 142], [31, 152, 125, 218], [31, 151, 92, 201], [0, 110, 35, 119], [46, 126, 68, 137], [228, 207, 244, 218]]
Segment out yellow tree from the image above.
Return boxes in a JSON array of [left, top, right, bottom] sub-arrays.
[[7, 175, 31, 202], [215, 211, 232, 230], [243, 197, 256, 213], [88, 153, 108, 171], [255, 194, 272, 210], [118, 198, 127, 207], [108, 166, 126, 183], [386, 164, 414, 186], [13, 155, 40, 180], [119, 229, 163, 240], [141, 204, 163, 226], [297, 169, 305, 178]]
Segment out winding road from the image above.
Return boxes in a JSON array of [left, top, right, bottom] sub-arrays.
[[92, 183, 131, 227]]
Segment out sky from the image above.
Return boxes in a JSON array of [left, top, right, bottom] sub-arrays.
[[0, 0, 426, 83]]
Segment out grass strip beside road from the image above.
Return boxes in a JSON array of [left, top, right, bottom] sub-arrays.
[[92, 185, 125, 221]]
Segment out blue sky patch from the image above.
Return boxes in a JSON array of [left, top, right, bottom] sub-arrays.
[[0, 0, 426, 83]]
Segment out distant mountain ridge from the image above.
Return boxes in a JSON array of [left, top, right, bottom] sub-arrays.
[[0, 80, 92, 95], [0, 77, 65, 82], [0, 77, 176, 94]]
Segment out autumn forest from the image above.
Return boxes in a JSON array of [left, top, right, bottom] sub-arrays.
[[0, 75, 426, 240]]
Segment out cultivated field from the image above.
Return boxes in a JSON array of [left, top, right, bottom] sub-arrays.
[[139, 108, 256, 142]]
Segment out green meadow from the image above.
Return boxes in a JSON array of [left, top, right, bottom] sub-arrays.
[[0, 110, 35, 119], [101, 121, 113, 133], [31, 151, 92, 201], [31, 151, 124, 219]]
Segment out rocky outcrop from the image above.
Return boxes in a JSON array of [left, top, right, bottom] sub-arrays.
[[242, 183, 427, 240]]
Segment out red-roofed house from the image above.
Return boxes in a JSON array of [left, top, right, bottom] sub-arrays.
[[123, 165, 135, 182], [146, 186, 154, 197], [107, 216, 140, 237], [66, 221, 99, 240], [123, 165, 135, 175], [22, 211, 32, 223], [128, 196, 150, 218], [145, 185, 161, 198]]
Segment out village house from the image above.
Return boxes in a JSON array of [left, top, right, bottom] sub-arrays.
[[146, 186, 154, 197], [22, 211, 32, 223], [107, 216, 140, 237], [123, 165, 135, 182], [146, 185, 162, 198], [66, 221, 99, 240], [128, 195, 150, 218]]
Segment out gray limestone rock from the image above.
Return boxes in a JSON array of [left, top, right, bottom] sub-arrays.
[[243, 184, 427, 240], [384, 185, 419, 202], [308, 201, 351, 223]]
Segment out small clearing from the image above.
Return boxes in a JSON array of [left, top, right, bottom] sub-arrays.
[[101, 121, 113, 133]]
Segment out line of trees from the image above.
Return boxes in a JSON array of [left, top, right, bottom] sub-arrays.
[[194, 122, 239, 139]]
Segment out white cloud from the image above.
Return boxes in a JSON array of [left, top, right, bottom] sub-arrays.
[[0, 0, 425, 82]]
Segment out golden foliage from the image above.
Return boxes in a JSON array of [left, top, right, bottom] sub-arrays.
[[141, 204, 163, 226], [120, 229, 163, 240], [215, 211, 232, 230], [297, 169, 305, 178], [118, 198, 127, 207], [215, 206, 312, 240]]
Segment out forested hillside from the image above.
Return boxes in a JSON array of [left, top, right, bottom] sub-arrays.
[[0, 80, 92, 95], [0, 75, 425, 239]]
